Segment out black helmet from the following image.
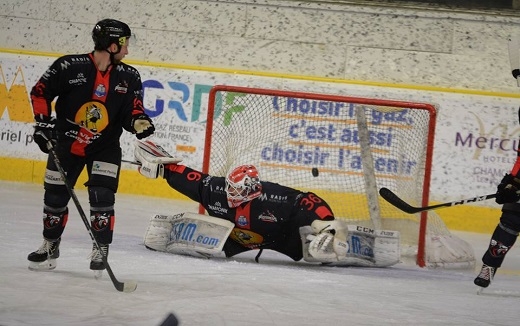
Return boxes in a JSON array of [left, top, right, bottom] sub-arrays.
[[92, 19, 131, 51]]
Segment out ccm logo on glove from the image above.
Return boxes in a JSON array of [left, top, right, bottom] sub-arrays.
[[33, 114, 57, 154]]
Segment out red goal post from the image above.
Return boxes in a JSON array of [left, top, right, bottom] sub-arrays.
[[202, 85, 475, 268]]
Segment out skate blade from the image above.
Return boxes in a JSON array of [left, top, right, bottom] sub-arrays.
[[93, 270, 103, 279], [476, 286, 485, 295], [28, 259, 57, 271]]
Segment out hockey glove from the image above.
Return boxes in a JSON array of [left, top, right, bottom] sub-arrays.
[[131, 114, 155, 139], [306, 220, 338, 261], [138, 161, 164, 179], [134, 143, 164, 178], [33, 114, 57, 154], [134, 140, 182, 179], [495, 173, 520, 204]]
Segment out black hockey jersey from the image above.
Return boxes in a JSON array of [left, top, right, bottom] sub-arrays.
[[30, 53, 146, 156]]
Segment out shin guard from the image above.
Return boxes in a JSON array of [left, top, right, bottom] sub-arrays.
[[90, 210, 115, 244], [482, 223, 517, 267], [42, 207, 68, 240]]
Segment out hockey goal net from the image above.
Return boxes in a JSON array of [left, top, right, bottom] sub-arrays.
[[202, 85, 475, 268]]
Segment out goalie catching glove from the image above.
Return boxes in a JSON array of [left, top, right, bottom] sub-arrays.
[[300, 220, 400, 267], [306, 220, 348, 262], [134, 140, 182, 178]]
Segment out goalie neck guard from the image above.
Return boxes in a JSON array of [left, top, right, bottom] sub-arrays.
[[225, 165, 262, 208]]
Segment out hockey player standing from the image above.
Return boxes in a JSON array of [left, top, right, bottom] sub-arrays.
[[27, 19, 155, 273], [133, 141, 400, 267]]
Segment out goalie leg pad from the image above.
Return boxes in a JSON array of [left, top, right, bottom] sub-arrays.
[[143, 214, 178, 252], [334, 225, 400, 267], [144, 212, 235, 258], [166, 213, 234, 258]]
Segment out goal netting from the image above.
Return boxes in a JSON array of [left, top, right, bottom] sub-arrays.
[[202, 85, 475, 268]]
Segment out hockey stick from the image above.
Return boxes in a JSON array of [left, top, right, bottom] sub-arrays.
[[379, 187, 498, 214], [122, 159, 141, 166], [36, 132, 137, 293]]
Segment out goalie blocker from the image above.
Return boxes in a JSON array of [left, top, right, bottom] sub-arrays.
[[143, 212, 400, 267]]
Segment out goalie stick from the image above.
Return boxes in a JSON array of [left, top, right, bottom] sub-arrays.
[[379, 187, 499, 214], [36, 131, 137, 293]]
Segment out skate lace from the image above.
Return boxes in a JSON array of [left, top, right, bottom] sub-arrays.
[[35, 241, 49, 254], [89, 245, 108, 262], [477, 265, 495, 281], [36, 239, 55, 254]]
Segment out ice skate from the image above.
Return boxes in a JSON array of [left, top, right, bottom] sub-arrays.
[[474, 264, 496, 294], [28, 238, 61, 271], [89, 243, 109, 279]]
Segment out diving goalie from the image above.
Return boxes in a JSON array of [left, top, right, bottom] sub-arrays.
[[135, 140, 400, 267]]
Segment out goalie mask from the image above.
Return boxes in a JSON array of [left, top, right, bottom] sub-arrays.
[[225, 165, 262, 208]]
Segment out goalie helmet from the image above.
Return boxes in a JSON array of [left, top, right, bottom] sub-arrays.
[[92, 19, 131, 51], [225, 165, 262, 208]]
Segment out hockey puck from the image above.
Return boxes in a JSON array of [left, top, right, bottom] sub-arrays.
[[311, 167, 319, 177]]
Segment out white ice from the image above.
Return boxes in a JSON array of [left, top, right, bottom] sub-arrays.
[[1, 181, 520, 326]]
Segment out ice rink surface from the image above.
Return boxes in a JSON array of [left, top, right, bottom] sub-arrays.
[[1, 181, 520, 326]]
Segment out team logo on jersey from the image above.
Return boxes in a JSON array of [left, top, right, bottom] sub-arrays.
[[207, 201, 228, 214], [204, 176, 214, 188], [237, 215, 248, 227], [114, 81, 128, 93], [69, 72, 87, 85], [75, 101, 109, 132], [230, 228, 264, 248], [269, 194, 288, 203], [257, 193, 288, 204], [258, 210, 277, 223], [60, 60, 71, 70], [94, 83, 106, 98]]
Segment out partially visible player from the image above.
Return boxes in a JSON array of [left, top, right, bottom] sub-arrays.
[[473, 119, 520, 290], [133, 140, 400, 267], [474, 36, 520, 290], [474, 158, 520, 290]]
